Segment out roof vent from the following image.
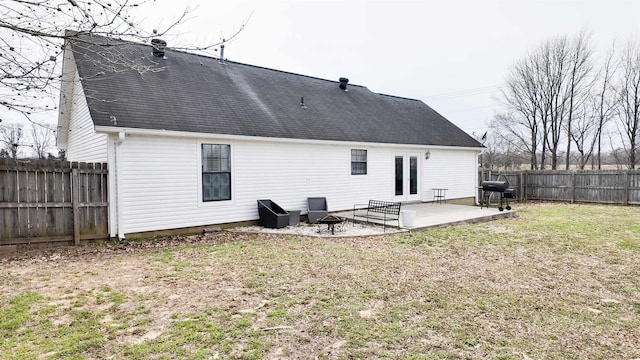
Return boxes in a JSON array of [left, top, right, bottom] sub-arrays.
[[339, 77, 349, 90], [219, 43, 225, 64], [151, 39, 166, 57]]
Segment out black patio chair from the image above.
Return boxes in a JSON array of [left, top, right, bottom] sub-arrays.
[[307, 197, 328, 224], [257, 199, 290, 228]]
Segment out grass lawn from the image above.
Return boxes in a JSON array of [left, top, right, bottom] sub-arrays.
[[1, 202, 639, 359]]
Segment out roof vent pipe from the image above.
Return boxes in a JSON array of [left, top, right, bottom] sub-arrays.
[[219, 43, 225, 64], [339, 77, 349, 90], [151, 39, 166, 57]]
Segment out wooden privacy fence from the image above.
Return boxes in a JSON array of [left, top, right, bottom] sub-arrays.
[[0, 158, 109, 249], [480, 170, 640, 205]]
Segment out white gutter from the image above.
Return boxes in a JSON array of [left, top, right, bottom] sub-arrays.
[[475, 152, 481, 206], [115, 130, 125, 239], [94, 126, 484, 152]]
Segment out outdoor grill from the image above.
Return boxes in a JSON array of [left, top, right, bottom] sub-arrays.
[[480, 180, 516, 211]]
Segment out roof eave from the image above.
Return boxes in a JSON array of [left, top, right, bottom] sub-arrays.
[[94, 126, 483, 151]]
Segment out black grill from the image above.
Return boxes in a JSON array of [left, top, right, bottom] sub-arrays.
[[503, 188, 517, 199], [481, 181, 510, 192], [480, 181, 516, 211]]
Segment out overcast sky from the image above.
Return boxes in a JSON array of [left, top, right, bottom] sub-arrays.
[[137, 0, 639, 139], [5, 0, 639, 143]]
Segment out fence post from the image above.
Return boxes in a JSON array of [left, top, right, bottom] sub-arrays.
[[571, 172, 576, 204], [520, 171, 525, 201], [72, 168, 80, 245], [624, 171, 629, 206]]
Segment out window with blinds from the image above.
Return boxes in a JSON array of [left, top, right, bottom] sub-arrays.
[[351, 149, 367, 175], [201, 144, 231, 201]]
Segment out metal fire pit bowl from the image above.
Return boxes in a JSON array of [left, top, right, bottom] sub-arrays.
[[317, 215, 344, 235]]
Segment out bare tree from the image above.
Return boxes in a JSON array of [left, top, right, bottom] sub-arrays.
[[497, 36, 571, 170], [0, 0, 246, 121], [31, 123, 56, 159], [563, 31, 595, 169], [615, 38, 640, 169], [569, 102, 599, 169], [491, 112, 539, 169], [588, 42, 618, 169], [0, 123, 24, 158], [495, 50, 544, 169], [568, 42, 617, 170], [497, 33, 599, 170], [539, 36, 570, 170]]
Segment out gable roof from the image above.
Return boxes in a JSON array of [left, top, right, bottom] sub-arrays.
[[66, 35, 481, 148]]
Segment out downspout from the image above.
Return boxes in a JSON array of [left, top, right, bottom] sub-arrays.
[[115, 130, 126, 239], [475, 151, 481, 206]]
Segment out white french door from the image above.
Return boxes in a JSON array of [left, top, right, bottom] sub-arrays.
[[394, 153, 420, 202]]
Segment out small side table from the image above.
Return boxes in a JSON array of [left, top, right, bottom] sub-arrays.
[[431, 188, 447, 204]]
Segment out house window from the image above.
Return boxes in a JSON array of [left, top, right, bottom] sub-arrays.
[[351, 149, 367, 175], [202, 144, 231, 201]]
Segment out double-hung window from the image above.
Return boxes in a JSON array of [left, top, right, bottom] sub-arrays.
[[202, 144, 231, 201], [351, 149, 367, 175]]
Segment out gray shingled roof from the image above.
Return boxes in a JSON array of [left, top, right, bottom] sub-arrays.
[[69, 35, 481, 148]]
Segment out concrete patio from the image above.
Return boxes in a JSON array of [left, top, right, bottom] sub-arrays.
[[333, 202, 517, 231]]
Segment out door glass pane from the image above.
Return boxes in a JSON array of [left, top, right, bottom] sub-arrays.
[[410, 156, 418, 195], [395, 156, 403, 196]]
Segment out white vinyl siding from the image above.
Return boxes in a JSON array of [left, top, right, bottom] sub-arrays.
[[232, 142, 390, 213], [423, 149, 478, 201], [118, 136, 199, 233], [115, 134, 479, 235], [117, 136, 394, 234], [65, 71, 108, 162]]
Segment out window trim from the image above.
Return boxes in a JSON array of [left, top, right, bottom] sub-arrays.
[[350, 148, 368, 175]]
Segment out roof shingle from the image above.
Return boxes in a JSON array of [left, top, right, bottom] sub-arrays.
[[70, 35, 481, 148]]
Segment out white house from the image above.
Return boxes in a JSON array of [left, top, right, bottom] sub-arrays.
[[57, 35, 483, 239]]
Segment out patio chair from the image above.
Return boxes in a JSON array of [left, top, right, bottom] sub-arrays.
[[307, 197, 328, 224], [257, 199, 290, 228]]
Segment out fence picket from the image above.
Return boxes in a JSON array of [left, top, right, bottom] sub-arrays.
[[0, 159, 109, 248], [480, 169, 640, 206]]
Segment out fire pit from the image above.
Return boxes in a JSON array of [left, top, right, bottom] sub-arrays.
[[317, 215, 344, 235]]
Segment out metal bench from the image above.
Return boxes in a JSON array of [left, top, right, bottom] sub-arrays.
[[352, 200, 402, 231]]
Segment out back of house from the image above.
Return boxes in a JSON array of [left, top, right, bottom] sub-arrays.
[[57, 34, 482, 238]]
